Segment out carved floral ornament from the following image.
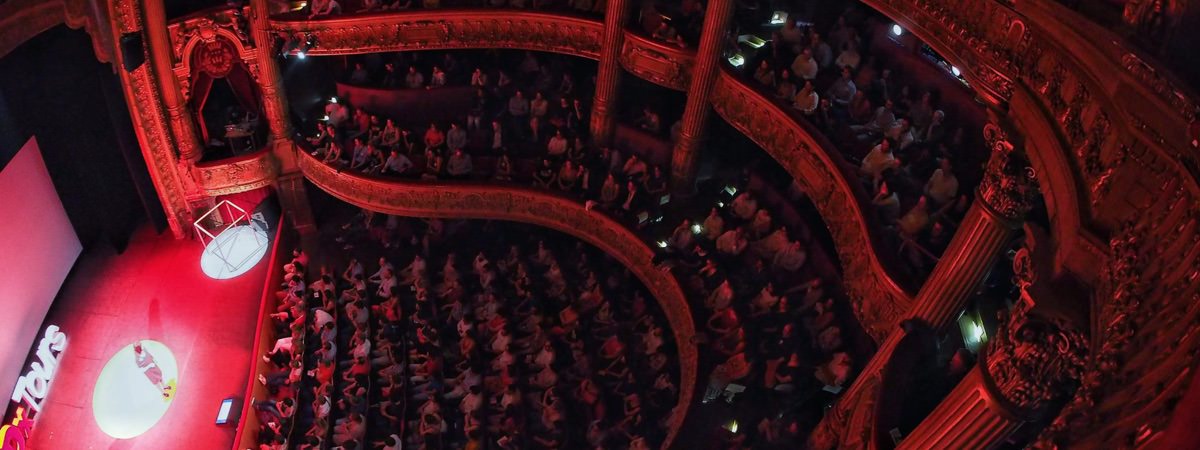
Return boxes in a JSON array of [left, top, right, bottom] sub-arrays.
[[195, 150, 279, 196], [168, 8, 253, 64], [619, 37, 694, 92], [268, 14, 603, 58], [1030, 225, 1148, 448], [978, 122, 1037, 220], [983, 296, 1089, 414]]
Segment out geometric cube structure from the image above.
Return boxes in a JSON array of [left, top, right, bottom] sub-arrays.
[[193, 200, 268, 279]]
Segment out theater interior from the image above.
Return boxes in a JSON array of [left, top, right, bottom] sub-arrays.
[[1, 0, 1199, 448]]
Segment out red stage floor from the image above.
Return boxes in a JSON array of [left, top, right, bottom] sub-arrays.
[[29, 225, 268, 449]]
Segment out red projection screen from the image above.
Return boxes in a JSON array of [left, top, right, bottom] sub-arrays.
[[0, 137, 82, 404]]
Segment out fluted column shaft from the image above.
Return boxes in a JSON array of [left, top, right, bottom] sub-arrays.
[[250, 0, 296, 171], [250, 0, 313, 234], [588, 0, 633, 146], [907, 200, 1019, 328], [669, 0, 734, 194], [142, 0, 203, 164], [897, 367, 1022, 449]]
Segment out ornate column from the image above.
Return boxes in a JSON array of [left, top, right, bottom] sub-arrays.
[[588, 0, 633, 146], [249, 0, 314, 234], [107, 0, 193, 238], [899, 295, 1088, 449], [669, 0, 734, 194], [248, 0, 294, 167], [806, 121, 1037, 450], [905, 122, 1036, 329], [142, 0, 203, 165]]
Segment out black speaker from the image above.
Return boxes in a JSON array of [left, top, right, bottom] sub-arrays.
[[120, 32, 145, 72]]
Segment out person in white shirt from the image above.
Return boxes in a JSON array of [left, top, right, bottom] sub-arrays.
[[546, 130, 568, 157], [790, 48, 819, 81], [925, 158, 960, 206], [834, 43, 861, 70], [313, 308, 334, 331], [793, 80, 819, 115], [860, 138, 897, 182], [368, 257, 393, 283]]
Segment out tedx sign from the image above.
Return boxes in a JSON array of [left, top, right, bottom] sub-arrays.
[[2, 325, 67, 450]]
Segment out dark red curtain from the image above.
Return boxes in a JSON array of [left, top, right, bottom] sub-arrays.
[[188, 39, 262, 142]]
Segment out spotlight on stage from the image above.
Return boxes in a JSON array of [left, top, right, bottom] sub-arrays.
[[93, 341, 179, 439], [194, 200, 269, 280]]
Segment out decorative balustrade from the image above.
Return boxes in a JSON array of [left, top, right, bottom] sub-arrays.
[[193, 148, 279, 196], [710, 66, 914, 343], [295, 148, 696, 450], [267, 10, 605, 58], [618, 31, 695, 92]]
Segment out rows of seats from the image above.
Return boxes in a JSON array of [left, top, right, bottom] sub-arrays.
[[296, 47, 876, 446], [740, 5, 983, 280], [280, 217, 678, 449], [249, 250, 312, 449]]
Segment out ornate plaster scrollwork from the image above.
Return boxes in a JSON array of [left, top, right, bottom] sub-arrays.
[[1032, 225, 1148, 447], [984, 297, 1088, 413], [268, 12, 603, 58], [195, 149, 279, 196], [978, 122, 1036, 220], [168, 7, 252, 64], [619, 35, 694, 92]]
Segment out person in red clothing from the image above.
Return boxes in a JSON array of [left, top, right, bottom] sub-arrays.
[[134, 342, 173, 399], [309, 359, 334, 385]]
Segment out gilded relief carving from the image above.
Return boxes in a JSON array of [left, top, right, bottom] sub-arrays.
[[619, 35, 694, 91], [268, 12, 603, 58], [195, 149, 279, 196]]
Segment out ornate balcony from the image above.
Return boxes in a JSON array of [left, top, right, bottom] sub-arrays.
[[295, 146, 697, 450]]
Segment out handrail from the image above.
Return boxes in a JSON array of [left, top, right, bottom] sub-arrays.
[[711, 66, 914, 343], [294, 147, 696, 450]]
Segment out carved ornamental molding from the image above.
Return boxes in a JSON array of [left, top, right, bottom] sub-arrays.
[[709, 68, 912, 343], [977, 122, 1037, 221], [982, 296, 1088, 414], [619, 33, 695, 92], [194, 148, 279, 196], [267, 11, 603, 58], [106, 0, 194, 238], [0, 0, 113, 62], [296, 149, 695, 450], [168, 7, 258, 103]]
